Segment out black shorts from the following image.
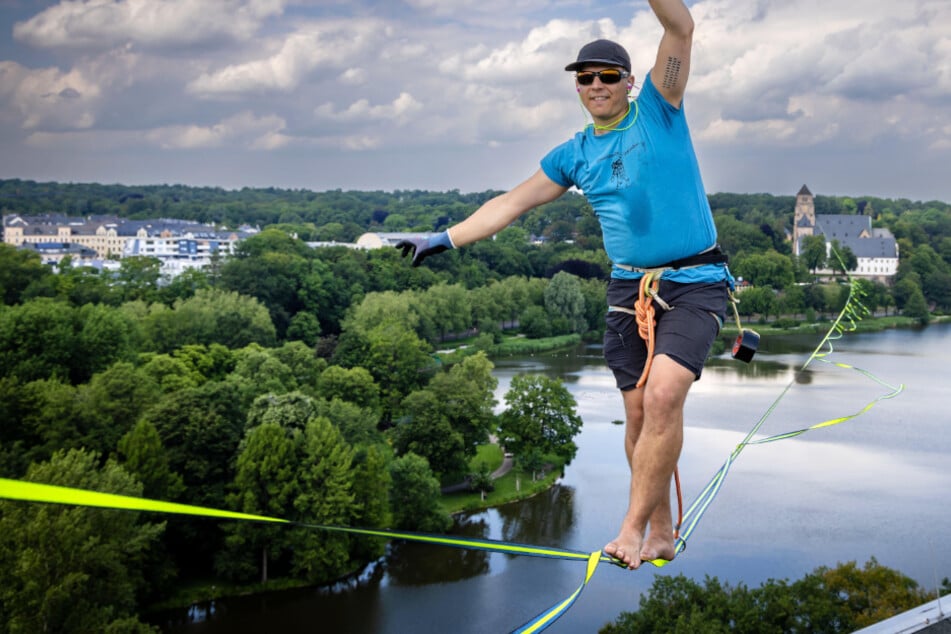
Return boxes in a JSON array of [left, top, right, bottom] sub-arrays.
[[603, 278, 729, 391]]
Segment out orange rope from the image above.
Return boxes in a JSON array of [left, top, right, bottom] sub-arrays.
[[634, 273, 658, 390], [633, 272, 684, 539]]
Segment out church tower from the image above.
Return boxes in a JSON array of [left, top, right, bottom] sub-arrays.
[[792, 184, 815, 256]]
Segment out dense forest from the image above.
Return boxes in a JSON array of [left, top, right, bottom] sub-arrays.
[[1, 178, 950, 632]]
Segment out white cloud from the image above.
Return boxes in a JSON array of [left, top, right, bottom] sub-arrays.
[[686, 0, 951, 151], [314, 92, 422, 125], [187, 19, 386, 96], [145, 111, 287, 149], [0, 61, 102, 130], [13, 0, 283, 49]]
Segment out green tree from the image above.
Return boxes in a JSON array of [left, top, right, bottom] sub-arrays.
[[116, 256, 162, 302], [361, 323, 435, 419], [515, 447, 547, 482], [217, 230, 310, 338], [0, 449, 163, 633], [290, 417, 357, 582], [172, 343, 235, 384], [117, 419, 185, 501], [220, 421, 300, 583], [389, 452, 452, 532], [314, 397, 381, 447], [335, 292, 435, 418], [425, 352, 498, 455], [732, 250, 795, 290], [74, 303, 140, 382], [498, 374, 583, 464], [394, 389, 468, 480], [246, 390, 318, 434], [415, 283, 472, 343], [828, 240, 858, 275], [778, 283, 806, 317], [602, 558, 929, 634], [229, 344, 299, 403], [155, 266, 210, 305], [348, 444, 392, 561], [902, 285, 930, 325], [714, 214, 772, 257], [545, 271, 587, 333], [144, 288, 276, 352], [286, 310, 322, 346], [268, 340, 325, 394], [5, 378, 82, 468], [469, 461, 494, 500], [139, 352, 201, 393], [0, 243, 49, 305], [78, 361, 160, 455], [317, 365, 381, 413], [891, 272, 922, 311], [735, 286, 775, 320], [519, 305, 552, 338], [39, 262, 115, 306], [0, 298, 78, 382], [145, 379, 246, 509], [800, 235, 828, 275], [821, 558, 927, 629]]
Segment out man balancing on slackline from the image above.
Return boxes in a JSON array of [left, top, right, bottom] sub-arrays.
[[397, 0, 733, 570]]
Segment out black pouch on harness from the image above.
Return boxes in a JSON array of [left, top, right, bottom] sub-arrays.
[[731, 329, 759, 363]]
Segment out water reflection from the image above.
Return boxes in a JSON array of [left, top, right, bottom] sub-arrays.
[[705, 357, 800, 380], [496, 484, 577, 550], [385, 516, 491, 585]]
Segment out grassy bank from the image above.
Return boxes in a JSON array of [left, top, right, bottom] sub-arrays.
[[440, 444, 564, 515]]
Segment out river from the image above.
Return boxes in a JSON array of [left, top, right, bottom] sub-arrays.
[[161, 323, 951, 633]]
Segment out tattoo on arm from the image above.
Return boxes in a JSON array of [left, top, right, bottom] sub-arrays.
[[662, 56, 682, 89]]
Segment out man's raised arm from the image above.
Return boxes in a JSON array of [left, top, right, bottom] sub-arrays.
[[648, 0, 694, 108]]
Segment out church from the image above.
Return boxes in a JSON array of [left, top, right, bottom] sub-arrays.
[[791, 185, 899, 283]]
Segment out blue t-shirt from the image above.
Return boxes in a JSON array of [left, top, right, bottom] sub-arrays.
[[541, 73, 727, 283]]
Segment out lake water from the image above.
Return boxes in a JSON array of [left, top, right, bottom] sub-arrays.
[[161, 323, 951, 633]]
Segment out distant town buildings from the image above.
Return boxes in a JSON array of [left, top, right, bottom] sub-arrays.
[[4, 189, 902, 285], [2, 213, 250, 277], [791, 185, 899, 283]]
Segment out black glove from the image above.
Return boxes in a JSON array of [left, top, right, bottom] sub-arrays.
[[396, 231, 454, 267]]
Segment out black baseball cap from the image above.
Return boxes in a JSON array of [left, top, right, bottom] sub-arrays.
[[564, 39, 631, 73]]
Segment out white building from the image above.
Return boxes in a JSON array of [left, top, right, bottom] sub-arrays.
[[123, 228, 241, 277], [791, 185, 899, 283]]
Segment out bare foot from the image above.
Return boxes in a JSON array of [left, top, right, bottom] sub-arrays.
[[639, 531, 676, 564], [604, 529, 644, 570]]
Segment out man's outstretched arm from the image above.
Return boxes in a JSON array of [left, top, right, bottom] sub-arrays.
[[397, 169, 566, 266]]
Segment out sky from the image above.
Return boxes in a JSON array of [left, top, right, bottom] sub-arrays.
[[1, 0, 949, 202]]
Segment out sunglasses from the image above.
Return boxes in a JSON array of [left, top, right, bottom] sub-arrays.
[[575, 69, 630, 86]]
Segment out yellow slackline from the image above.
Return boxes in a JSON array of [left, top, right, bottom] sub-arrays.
[[0, 253, 904, 633], [0, 476, 617, 632]]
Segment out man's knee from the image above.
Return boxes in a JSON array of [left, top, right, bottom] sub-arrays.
[[642, 373, 692, 419]]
